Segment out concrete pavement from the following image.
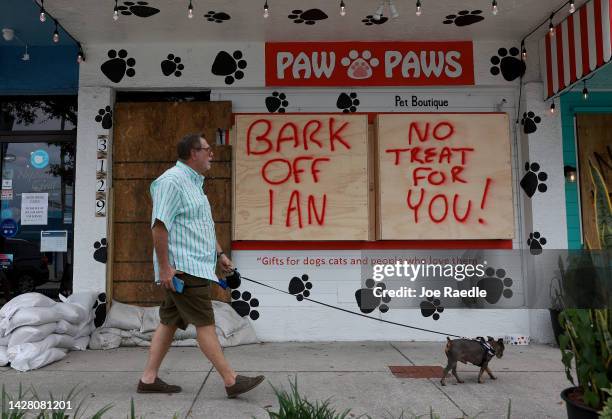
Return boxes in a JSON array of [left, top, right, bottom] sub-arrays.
[[0, 342, 568, 418]]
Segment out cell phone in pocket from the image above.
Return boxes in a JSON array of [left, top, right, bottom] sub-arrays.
[[172, 276, 185, 294]]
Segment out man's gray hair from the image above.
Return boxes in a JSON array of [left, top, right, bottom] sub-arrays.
[[177, 133, 204, 160]]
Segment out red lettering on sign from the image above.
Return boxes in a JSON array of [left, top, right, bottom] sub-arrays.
[[311, 157, 331, 183], [408, 122, 430, 145], [276, 122, 300, 152], [478, 177, 492, 224], [428, 193, 449, 223], [261, 158, 292, 185], [303, 120, 323, 150], [453, 194, 472, 223], [247, 119, 273, 155], [308, 194, 327, 225], [433, 122, 454, 141], [286, 190, 303, 228], [268, 189, 274, 225], [329, 118, 351, 151], [406, 188, 425, 223]]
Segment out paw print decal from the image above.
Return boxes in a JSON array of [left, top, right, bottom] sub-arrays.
[[288, 274, 312, 301], [288, 9, 328, 25], [477, 267, 513, 304], [341, 50, 379, 80], [93, 238, 107, 264], [161, 54, 184, 77], [520, 162, 548, 198], [521, 111, 541, 134], [95, 106, 113, 129], [490, 47, 526, 81], [204, 11, 230, 23], [101, 49, 136, 83], [336, 93, 360, 113], [355, 279, 391, 314], [443, 10, 484, 26], [362, 15, 388, 25], [265, 91, 289, 113], [420, 297, 444, 320], [211, 50, 247, 85], [117, 1, 160, 18], [527, 231, 547, 255], [231, 290, 260, 320], [93, 292, 107, 328]]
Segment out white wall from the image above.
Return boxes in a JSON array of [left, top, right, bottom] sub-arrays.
[[73, 39, 565, 342]]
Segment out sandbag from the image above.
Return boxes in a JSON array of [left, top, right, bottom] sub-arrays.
[[72, 336, 90, 351], [0, 346, 8, 366], [0, 307, 63, 336], [103, 301, 143, 330], [88, 328, 122, 350], [9, 334, 75, 360], [140, 307, 160, 333], [0, 293, 56, 321], [0, 334, 8, 346], [63, 291, 98, 312], [75, 322, 95, 339], [55, 319, 80, 336], [10, 347, 67, 372], [53, 303, 89, 324], [8, 323, 57, 347]]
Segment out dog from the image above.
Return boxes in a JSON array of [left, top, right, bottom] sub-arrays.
[[440, 336, 505, 386]]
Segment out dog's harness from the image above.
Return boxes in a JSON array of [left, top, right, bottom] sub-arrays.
[[476, 337, 496, 367]]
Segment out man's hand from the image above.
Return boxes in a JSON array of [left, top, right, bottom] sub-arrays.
[[218, 254, 234, 275], [159, 264, 182, 292]]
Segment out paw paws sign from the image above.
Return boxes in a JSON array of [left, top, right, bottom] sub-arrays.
[[265, 42, 474, 87]]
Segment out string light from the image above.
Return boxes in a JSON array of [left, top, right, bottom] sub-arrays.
[[340, 0, 346, 16], [550, 100, 556, 114], [549, 14, 555, 37], [188, 0, 193, 18], [416, 0, 422, 16], [389, 1, 399, 19], [521, 41, 526, 60], [492, 0, 498, 15], [582, 81, 589, 100], [373, 1, 384, 20], [39, 0, 46, 22], [77, 44, 85, 63], [569, 1, 575, 13], [113, 0, 119, 21], [52, 19, 59, 43]]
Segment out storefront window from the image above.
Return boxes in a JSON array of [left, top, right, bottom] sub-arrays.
[[0, 96, 76, 305]]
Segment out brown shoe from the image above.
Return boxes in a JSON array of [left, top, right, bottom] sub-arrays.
[[225, 375, 265, 399], [137, 377, 182, 394]]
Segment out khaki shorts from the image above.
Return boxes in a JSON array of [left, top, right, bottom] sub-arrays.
[[159, 273, 215, 330]]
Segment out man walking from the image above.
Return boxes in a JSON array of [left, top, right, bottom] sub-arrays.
[[138, 133, 264, 398]]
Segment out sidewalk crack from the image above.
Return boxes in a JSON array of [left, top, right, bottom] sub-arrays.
[[184, 365, 214, 419]]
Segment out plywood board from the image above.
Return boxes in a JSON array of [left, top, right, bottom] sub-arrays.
[[234, 114, 370, 240], [377, 113, 513, 240]]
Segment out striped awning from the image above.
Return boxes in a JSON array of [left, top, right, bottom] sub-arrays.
[[541, 0, 612, 99]]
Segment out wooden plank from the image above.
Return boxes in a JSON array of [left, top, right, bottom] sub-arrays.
[[106, 188, 115, 309], [113, 281, 165, 304], [233, 114, 370, 240], [114, 161, 230, 180], [377, 113, 514, 240]]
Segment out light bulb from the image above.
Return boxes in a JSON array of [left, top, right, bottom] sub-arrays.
[[582, 85, 589, 100], [188, 1, 193, 18], [549, 18, 555, 37], [113, 0, 119, 21], [521, 47, 526, 60], [416, 0, 422, 16], [492, 0, 498, 15], [373, 2, 384, 20], [389, 1, 399, 19], [53, 31, 59, 43], [39, 0, 46, 22], [340, 0, 346, 16], [77, 52, 83, 63], [569, 1, 575, 13], [550, 101, 556, 114], [263, 1, 269, 18]]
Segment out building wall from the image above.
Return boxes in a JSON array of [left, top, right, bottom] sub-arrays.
[[73, 40, 567, 342]]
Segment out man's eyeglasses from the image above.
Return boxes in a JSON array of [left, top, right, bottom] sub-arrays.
[[193, 146, 212, 153]]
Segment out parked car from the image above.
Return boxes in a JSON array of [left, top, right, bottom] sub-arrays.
[[1, 238, 50, 296]]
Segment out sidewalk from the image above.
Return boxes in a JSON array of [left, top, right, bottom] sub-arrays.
[[0, 342, 567, 418]]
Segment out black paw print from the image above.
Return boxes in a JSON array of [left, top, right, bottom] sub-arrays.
[[443, 10, 484, 26], [211, 50, 247, 85], [101, 49, 136, 83], [521, 111, 541, 134], [204, 11, 230, 23], [93, 292, 107, 328], [337, 93, 360, 113], [420, 297, 444, 320], [490, 47, 526, 81], [288, 274, 312, 301], [288, 9, 328, 25], [95, 106, 113, 129], [117, 1, 160, 18], [527, 231, 547, 255], [93, 238, 107, 264], [362, 15, 388, 25], [520, 162, 548, 198], [477, 267, 513, 304], [354, 278, 391, 314], [231, 290, 260, 320], [265, 91, 289, 113], [161, 54, 184, 77]]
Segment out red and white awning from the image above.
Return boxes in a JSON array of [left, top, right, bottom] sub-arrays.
[[541, 0, 612, 99]]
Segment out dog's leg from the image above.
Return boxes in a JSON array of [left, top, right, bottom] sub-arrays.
[[478, 367, 485, 383], [440, 364, 452, 386], [485, 366, 496, 380], [451, 365, 464, 384]]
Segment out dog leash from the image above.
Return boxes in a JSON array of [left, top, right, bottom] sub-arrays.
[[228, 271, 463, 339]]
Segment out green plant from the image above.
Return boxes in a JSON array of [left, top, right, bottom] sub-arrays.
[[600, 388, 612, 419], [1, 384, 30, 419], [560, 309, 612, 409], [265, 378, 351, 419]]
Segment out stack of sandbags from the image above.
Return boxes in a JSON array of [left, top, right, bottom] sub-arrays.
[[0, 292, 100, 371], [89, 300, 257, 350]]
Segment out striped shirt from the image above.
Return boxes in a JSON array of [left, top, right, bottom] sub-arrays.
[[150, 161, 217, 283]]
